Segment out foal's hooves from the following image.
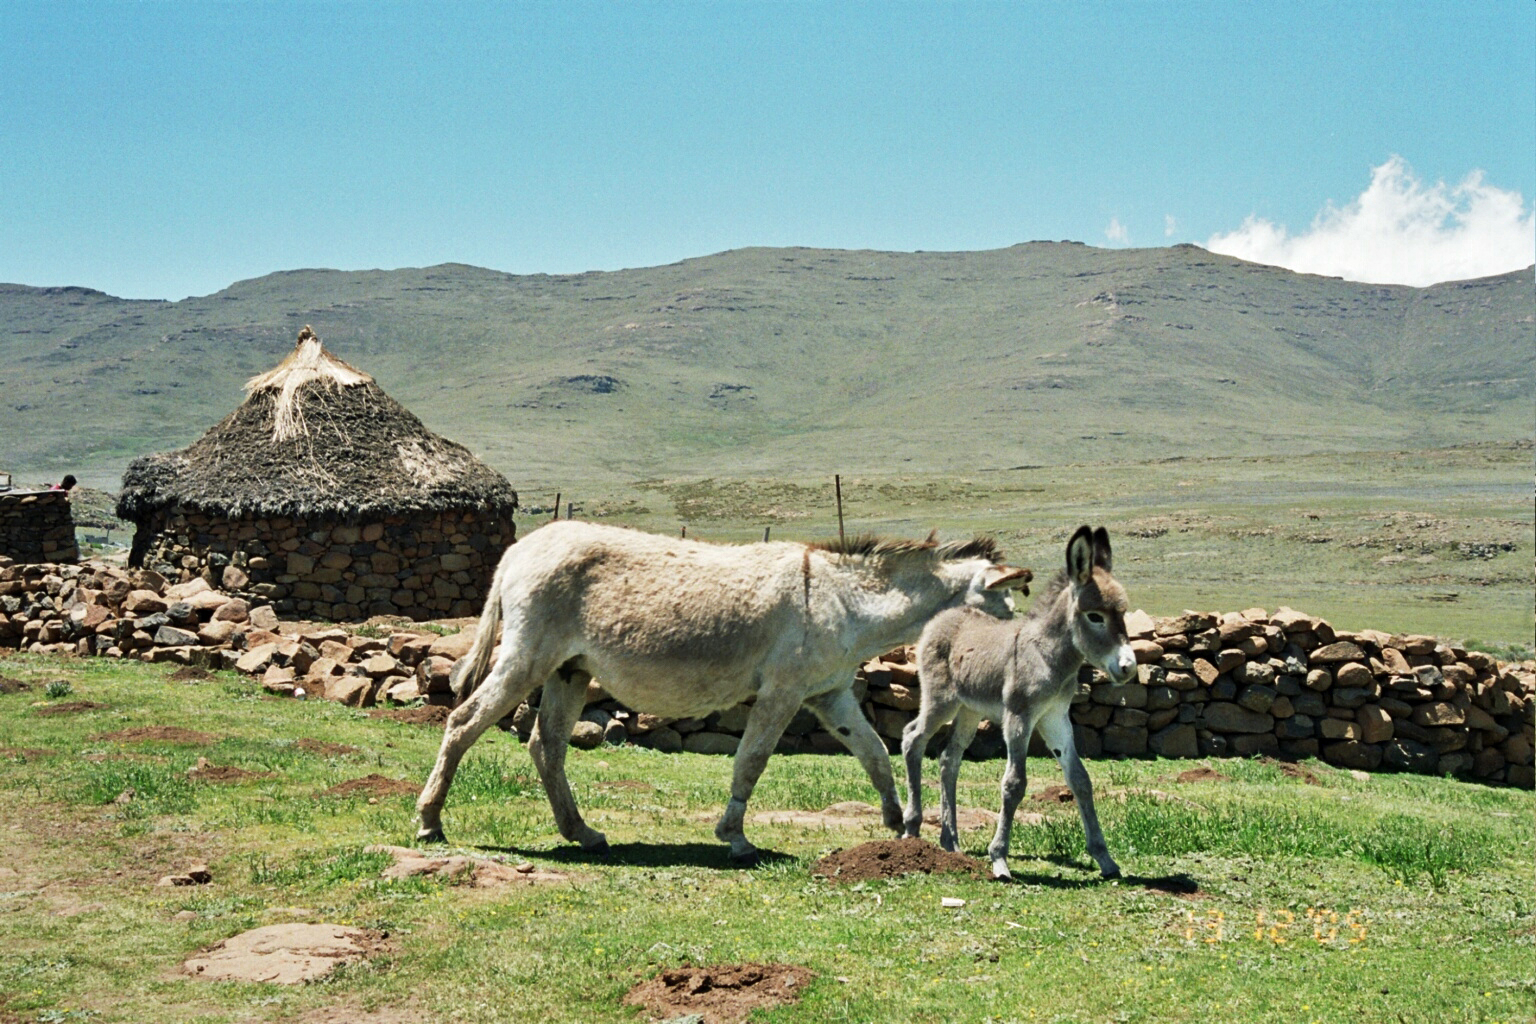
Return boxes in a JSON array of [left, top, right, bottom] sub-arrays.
[[731, 849, 762, 868], [416, 828, 447, 845], [1100, 866, 1122, 880], [582, 838, 611, 856]]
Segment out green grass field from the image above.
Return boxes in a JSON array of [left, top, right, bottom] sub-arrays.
[[520, 441, 1535, 652], [0, 656, 1530, 1024]]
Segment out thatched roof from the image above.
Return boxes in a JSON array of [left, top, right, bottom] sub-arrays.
[[117, 327, 517, 522]]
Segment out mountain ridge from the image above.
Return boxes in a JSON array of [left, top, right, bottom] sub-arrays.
[[1, 242, 1530, 489]]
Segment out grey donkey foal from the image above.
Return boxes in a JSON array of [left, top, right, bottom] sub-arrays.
[[901, 526, 1136, 880]]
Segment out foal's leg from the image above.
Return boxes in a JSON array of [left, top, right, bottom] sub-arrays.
[[806, 685, 905, 833], [529, 670, 608, 852], [714, 679, 809, 862], [987, 707, 1034, 880], [417, 644, 543, 843], [1038, 707, 1119, 878], [900, 695, 961, 839], [936, 707, 981, 853]]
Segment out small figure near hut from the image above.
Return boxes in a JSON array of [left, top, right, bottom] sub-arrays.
[[116, 326, 517, 621]]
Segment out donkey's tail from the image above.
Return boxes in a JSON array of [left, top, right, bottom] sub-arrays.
[[449, 555, 509, 706]]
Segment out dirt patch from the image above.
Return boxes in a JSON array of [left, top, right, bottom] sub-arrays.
[[596, 779, 654, 792], [0, 747, 55, 759], [1176, 767, 1229, 784], [753, 801, 1010, 832], [0, 676, 32, 694], [623, 963, 814, 1024], [318, 775, 419, 799], [1032, 784, 1076, 803], [366, 845, 568, 886], [34, 701, 106, 716], [367, 705, 450, 726], [294, 1001, 427, 1024], [187, 757, 273, 784], [96, 726, 215, 745], [167, 666, 212, 682], [296, 738, 358, 758], [1262, 757, 1322, 785], [811, 838, 988, 885], [183, 923, 386, 984]]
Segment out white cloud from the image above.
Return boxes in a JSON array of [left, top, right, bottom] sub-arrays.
[[1206, 156, 1535, 286], [1164, 214, 1177, 238], [1105, 217, 1128, 244]]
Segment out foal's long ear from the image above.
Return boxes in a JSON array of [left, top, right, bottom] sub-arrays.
[[1092, 527, 1112, 572], [1066, 526, 1095, 584]]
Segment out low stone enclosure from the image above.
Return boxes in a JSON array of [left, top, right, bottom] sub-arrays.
[[3, 556, 1532, 787], [123, 508, 512, 622], [0, 490, 78, 565]]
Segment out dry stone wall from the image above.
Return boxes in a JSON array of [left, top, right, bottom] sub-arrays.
[[3, 557, 1531, 786], [0, 491, 78, 564], [132, 505, 513, 622]]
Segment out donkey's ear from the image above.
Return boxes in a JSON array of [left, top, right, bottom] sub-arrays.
[[982, 565, 1033, 592], [1066, 526, 1095, 584], [1092, 527, 1112, 572]]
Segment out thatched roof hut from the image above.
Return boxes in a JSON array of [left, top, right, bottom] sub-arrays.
[[118, 326, 517, 523], [117, 327, 516, 622]]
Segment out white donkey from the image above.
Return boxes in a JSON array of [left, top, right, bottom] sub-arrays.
[[416, 520, 1031, 861], [901, 526, 1135, 880]]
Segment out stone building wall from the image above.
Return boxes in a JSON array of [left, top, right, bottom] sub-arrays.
[[0, 490, 78, 564], [133, 505, 513, 621]]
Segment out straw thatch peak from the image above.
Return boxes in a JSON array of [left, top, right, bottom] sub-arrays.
[[116, 326, 517, 522], [246, 325, 373, 442]]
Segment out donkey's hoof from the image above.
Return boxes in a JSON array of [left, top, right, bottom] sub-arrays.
[[731, 849, 762, 868], [990, 858, 1012, 882], [416, 828, 447, 845], [1100, 865, 1122, 880]]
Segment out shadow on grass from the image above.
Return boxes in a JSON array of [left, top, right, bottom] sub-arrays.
[[470, 840, 797, 871], [994, 856, 1200, 895]]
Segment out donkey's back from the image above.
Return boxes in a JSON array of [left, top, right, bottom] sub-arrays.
[[915, 606, 1018, 717]]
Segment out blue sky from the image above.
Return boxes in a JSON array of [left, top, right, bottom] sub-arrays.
[[2, 2, 1532, 299]]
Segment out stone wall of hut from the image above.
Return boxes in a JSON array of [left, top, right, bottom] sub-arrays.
[[132, 505, 513, 621], [0, 491, 78, 565]]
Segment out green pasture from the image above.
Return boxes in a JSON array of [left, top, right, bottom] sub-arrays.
[[0, 656, 1530, 1024], [523, 441, 1534, 651]]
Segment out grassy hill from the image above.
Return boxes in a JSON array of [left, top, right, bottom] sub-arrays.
[[1, 243, 1531, 489]]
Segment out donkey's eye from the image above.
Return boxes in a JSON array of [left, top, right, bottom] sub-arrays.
[[1085, 611, 1106, 626]]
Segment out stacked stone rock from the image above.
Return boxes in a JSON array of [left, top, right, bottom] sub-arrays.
[[133, 508, 512, 622], [0, 491, 78, 564], [3, 558, 1531, 785]]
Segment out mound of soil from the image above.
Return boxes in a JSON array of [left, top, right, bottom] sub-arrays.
[[623, 963, 814, 1024], [0, 676, 32, 694], [318, 775, 418, 799], [184, 923, 385, 984], [167, 666, 213, 682], [187, 757, 273, 783], [0, 747, 55, 759], [1262, 757, 1322, 785], [811, 838, 988, 885], [96, 726, 214, 745], [1175, 767, 1229, 784], [367, 705, 450, 726], [34, 701, 106, 716], [296, 738, 358, 757], [1032, 784, 1076, 803]]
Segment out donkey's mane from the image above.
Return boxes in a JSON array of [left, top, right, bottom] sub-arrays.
[[1023, 570, 1072, 619], [808, 532, 1002, 563]]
